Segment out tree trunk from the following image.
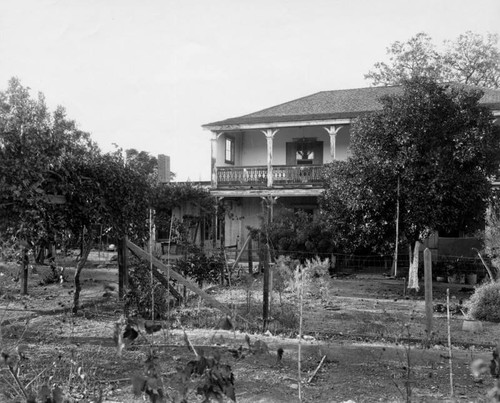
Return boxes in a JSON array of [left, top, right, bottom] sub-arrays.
[[20, 248, 29, 295], [72, 228, 93, 315], [407, 240, 421, 291]]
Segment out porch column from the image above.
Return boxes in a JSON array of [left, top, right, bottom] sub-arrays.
[[262, 129, 279, 187], [324, 126, 342, 161], [211, 131, 223, 188]]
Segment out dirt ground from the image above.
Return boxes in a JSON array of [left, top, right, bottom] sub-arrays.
[[0, 255, 499, 402]]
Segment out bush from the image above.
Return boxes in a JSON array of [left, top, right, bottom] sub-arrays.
[[301, 257, 331, 300], [303, 256, 330, 279], [248, 208, 336, 262], [273, 256, 294, 304], [174, 245, 225, 287], [125, 261, 171, 320], [465, 281, 500, 322]]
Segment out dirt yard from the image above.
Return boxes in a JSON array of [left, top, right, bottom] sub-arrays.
[[0, 254, 499, 402]]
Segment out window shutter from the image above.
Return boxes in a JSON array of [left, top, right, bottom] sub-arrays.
[[286, 142, 296, 165], [313, 141, 323, 164]]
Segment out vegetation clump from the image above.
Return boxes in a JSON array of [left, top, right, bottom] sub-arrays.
[[174, 246, 225, 287], [125, 261, 171, 320], [465, 281, 500, 322]]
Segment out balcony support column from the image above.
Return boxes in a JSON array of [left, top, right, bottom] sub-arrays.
[[211, 131, 224, 188], [324, 126, 342, 161], [262, 129, 279, 187]]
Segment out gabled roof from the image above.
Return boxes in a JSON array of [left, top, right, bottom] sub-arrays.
[[203, 84, 500, 130]]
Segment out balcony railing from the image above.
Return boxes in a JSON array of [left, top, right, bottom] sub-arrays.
[[273, 165, 324, 185], [216, 165, 324, 188]]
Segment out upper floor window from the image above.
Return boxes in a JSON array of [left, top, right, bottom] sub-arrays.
[[286, 139, 323, 166], [296, 141, 315, 165], [225, 136, 235, 164]]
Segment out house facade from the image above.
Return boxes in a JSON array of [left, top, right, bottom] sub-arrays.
[[202, 85, 500, 255]]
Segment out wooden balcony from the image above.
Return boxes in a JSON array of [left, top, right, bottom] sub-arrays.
[[215, 165, 325, 188]]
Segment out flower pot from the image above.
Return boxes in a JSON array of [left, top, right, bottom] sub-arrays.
[[466, 273, 477, 285], [448, 274, 459, 284], [462, 319, 483, 332]]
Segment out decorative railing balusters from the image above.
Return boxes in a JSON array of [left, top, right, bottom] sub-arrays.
[[216, 165, 324, 187]]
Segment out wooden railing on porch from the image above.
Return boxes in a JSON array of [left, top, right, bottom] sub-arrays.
[[217, 166, 267, 186], [273, 165, 324, 185], [216, 165, 324, 187]]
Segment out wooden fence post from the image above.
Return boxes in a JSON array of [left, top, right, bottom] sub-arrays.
[[262, 242, 270, 331], [248, 238, 253, 274], [20, 248, 29, 295], [424, 247, 433, 337], [118, 236, 129, 300]]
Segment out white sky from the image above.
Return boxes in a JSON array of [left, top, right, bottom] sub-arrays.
[[1, 0, 499, 181]]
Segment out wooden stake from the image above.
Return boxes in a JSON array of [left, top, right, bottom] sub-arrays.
[[20, 247, 29, 295], [248, 238, 253, 274], [262, 242, 270, 331], [297, 267, 304, 402], [472, 248, 496, 283], [308, 355, 327, 383], [424, 248, 433, 338], [232, 234, 252, 272], [446, 288, 454, 398], [118, 236, 129, 300], [393, 175, 400, 277]]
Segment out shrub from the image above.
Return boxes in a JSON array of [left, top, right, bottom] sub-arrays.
[[174, 246, 225, 287], [303, 256, 330, 279], [270, 305, 299, 335], [248, 208, 336, 262], [125, 261, 171, 320], [39, 261, 68, 285], [302, 257, 331, 300], [465, 281, 500, 322], [273, 256, 294, 305]]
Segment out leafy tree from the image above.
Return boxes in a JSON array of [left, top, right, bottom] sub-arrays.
[[60, 150, 152, 313], [0, 78, 154, 309], [320, 78, 500, 255], [125, 148, 158, 177], [442, 32, 500, 88], [366, 31, 500, 88], [320, 160, 396, 254], [151, 182, 215, 244], [0, 78, 98, 292], [249, 207, 336, 261], [482, 190, 500, 279]]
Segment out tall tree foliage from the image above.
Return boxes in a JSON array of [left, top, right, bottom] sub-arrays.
[[0, 78, 154, 311], [366, 31, 500, 88], [61, 150, 152, 313], [320, 78, 500, 254], [0, 78, 97, 248]]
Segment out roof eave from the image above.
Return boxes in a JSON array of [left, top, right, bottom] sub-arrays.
[[202, 117, 354, 132]]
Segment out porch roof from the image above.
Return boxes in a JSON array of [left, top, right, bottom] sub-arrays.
[[203, 84, 500, 130]]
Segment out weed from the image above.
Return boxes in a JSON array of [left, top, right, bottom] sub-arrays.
[[273, 256, 294, 306], [132, 349, 167, 403], [38, 261, 67, 286]]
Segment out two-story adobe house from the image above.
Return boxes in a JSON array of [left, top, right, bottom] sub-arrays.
[[202, 85, 500, 253]]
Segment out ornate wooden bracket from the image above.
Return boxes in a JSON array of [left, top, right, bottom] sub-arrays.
[[324, 125, 342, 161]]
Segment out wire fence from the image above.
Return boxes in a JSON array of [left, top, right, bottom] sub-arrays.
[[172, 245, 490, 280]]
